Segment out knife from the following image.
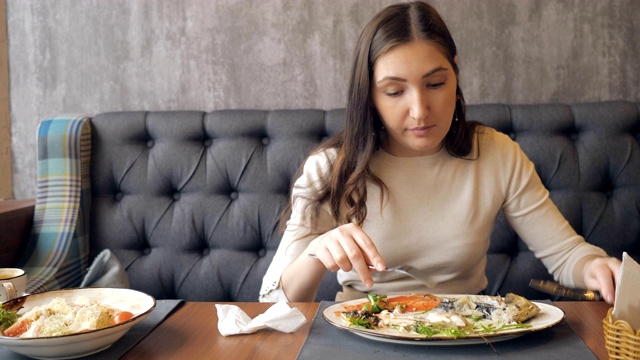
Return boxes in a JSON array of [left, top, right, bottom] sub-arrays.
[[529, 279, 602, 301]]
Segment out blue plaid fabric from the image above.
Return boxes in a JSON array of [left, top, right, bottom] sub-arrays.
[[20, 115, 92, 294]]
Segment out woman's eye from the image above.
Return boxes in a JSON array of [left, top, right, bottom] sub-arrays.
[[384, 90, 403, 97], [427, 82, 445, 89]]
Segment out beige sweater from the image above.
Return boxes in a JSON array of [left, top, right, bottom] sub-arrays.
[[259, 126, 606, 301]]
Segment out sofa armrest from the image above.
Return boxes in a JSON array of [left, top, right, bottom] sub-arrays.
[[0, 199, 35, 267]]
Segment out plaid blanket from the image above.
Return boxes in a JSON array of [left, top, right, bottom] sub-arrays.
[[20, 115, 92, 294]]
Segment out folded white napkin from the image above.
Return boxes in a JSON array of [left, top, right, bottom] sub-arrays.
[[612, 252, 640, 329], [216, 301, 307, 336]]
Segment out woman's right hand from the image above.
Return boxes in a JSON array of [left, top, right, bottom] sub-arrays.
[[306, 223, 386, 288]]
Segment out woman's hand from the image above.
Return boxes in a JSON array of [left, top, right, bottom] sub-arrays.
[[583, 256, 621, 304], [280, 223, 385, 302], [307, 223, 386, 288]]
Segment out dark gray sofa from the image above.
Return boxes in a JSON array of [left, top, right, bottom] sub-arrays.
[[85, 101, 640, 302]]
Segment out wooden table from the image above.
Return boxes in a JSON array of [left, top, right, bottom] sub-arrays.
[[0, 199, 35, 267], [555, 301, 611, 360], [122, 301, 611, 360]]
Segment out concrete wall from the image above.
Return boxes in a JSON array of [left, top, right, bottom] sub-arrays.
[[0, 0, 10, 199], [8, 0, 640, 199]]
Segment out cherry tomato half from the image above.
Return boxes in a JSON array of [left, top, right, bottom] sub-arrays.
[[111, 311, 134, 325]]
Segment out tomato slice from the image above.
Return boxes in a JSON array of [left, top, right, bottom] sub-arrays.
[[111, 311, 134, 325], [3, 318, 31, 337]]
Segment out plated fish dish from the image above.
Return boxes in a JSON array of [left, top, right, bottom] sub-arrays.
[[337, 293, 540, 338], [323, 292, 565, 344]]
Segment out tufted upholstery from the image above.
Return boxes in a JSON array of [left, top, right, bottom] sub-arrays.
[[87, 101, 640, 301], [89, 110, 344, 301]]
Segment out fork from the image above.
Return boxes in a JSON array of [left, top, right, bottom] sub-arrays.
[[307, 253, 436, 289]]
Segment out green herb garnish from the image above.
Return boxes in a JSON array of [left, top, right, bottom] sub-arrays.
[[409, 319, 532, 339], [366, 293, 388, 313], [0, 308, 18, 331], [342, 310, 379, 329]]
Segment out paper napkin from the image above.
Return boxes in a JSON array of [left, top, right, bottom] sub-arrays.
[[612, 252, 640, 330], [215, 301, 307, 336]]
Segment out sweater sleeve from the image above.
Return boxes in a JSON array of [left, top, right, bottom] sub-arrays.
[[495, 131, 607, 288], [259, 149, 336, 302]]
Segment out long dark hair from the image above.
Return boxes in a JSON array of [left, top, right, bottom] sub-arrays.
[[281, 1, 478, 232]]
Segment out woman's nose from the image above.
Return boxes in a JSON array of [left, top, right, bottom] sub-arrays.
[[409, 91, 428, 121]]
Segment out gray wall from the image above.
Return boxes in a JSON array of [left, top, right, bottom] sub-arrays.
[[8, 0, 640, 199]]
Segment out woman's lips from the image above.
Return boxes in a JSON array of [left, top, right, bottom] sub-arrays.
[[409, 125, 435, 136]]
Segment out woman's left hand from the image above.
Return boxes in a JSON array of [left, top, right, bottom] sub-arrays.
[[583, 256, 621, 305]]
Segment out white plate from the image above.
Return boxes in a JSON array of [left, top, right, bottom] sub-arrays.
[[0, 288, 156, 359], [322, 295, 565, 345]]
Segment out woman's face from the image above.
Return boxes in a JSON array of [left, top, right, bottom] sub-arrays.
[[371, 40, 458, 157]]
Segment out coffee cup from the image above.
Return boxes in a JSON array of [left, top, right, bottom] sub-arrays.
[[0, 268, 27, 302]]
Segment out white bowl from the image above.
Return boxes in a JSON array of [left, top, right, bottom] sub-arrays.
[[0, 288, 156, 359]]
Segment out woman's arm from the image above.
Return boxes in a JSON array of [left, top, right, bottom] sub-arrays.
[[494, 130, 620, 304], [260, 150, 385, 302]]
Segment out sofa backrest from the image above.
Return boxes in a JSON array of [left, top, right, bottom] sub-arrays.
[[89, 101, 640, 301], [89, 110, 345, 301]]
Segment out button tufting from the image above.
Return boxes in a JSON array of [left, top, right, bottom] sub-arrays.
[[202, 248, 210, 256], [262, 137, 270, 146], [569, 133, 578, 141], [115, 192, 124, 201], [147, 140, 155, 148], [173, 192, 181, 201], [204, 139, 213, 147], [509, 133, 516, 140], [142, 248, 151, 255], [230, 191, 239, 200], [258, 248, 267, 257]]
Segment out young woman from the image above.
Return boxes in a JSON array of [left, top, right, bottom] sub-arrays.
[[260, 1, 620, 303]]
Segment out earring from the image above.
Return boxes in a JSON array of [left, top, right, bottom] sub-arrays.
[[454, 95, 460, 122]]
